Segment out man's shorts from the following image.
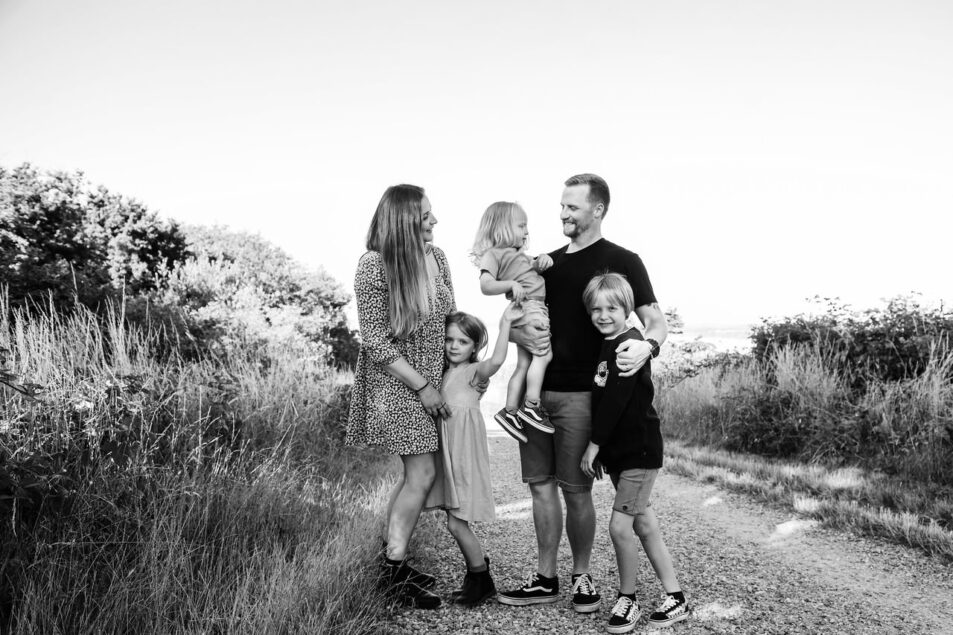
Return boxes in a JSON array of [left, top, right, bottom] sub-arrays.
[[509, 298, 550, 338], [518, 391, 592, 492], [609, 468, 659, 516]]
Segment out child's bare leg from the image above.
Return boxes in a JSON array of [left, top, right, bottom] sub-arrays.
[[633, 507, 681, 593], [524, 349, 553, 404], [446, 513, 486, 568], [505, 346, 531, 411], [609, 510, 640, 595]]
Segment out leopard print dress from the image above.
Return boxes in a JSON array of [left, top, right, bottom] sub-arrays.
[[345, 246, 455, 456]]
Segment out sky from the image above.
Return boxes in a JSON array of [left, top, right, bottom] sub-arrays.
[[2, 0, 951, 335]]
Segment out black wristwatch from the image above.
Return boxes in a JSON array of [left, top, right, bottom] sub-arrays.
[[645, 338, 661, 359]]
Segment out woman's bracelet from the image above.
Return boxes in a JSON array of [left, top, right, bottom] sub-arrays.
[[414, 380, 430, 393]]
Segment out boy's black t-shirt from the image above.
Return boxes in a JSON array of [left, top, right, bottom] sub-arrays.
[[541, 238, 656, 392], [591, 328, 663, 472]]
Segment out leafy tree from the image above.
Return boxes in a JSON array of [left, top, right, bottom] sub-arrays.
[[157, 225, 359, 366], [0, 164, 188, 308]]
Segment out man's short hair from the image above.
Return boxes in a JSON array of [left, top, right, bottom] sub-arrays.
[[564, 173, 610, 213]]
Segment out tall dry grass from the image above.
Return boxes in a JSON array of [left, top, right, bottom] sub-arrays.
[[0, 297, 393, 633], [658, 343, 953, 486]]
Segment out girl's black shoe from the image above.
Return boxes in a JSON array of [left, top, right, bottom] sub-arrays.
[[450, 557, 495, 607]]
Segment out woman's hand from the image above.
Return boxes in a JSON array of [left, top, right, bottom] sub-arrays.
[[534, 254, 553, 272], [509, 281, 527, 303], [418, 383, 452, 419]]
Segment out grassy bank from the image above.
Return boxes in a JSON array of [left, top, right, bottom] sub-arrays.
[[0, 300, 393, 633], [657, 327, 953, 559], [664, 440, 953, 561]]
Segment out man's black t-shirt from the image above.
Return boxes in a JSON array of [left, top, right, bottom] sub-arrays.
[[541, 238, 657, 392]]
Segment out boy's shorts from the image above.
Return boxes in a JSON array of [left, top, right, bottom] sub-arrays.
[[518, 391, 592, 492], [609, 468, 659, 516], [509, 298, 550, 337]]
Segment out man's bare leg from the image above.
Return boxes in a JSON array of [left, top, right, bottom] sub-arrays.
[[563, 489, 595, 575], [529, 480, 562, 578]]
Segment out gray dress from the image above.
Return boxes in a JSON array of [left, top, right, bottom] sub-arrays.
[[345, 246, 455, 456]]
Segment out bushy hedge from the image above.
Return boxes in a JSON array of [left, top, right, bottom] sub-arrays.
[[751, 296, 953, 389], [658, 297, 953, 487], [1, 164, 358, 368]]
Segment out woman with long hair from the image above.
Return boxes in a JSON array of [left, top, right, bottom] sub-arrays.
[[346, 184, 454, 609]]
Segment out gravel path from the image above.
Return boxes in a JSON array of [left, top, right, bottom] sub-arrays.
[[388, 432, 953, 634]]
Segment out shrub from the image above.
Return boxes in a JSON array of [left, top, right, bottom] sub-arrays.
[[751, 295, 953, 389], [0, 164, 189, 309]]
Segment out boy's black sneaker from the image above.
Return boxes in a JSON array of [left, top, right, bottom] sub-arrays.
[[607, 594, 641, 633], [648, 593, 689, 627], [494, 408, 528, 443], [496, 573, 559, 606], [570, 573, 601, 613], [517, 402, 555, 434]]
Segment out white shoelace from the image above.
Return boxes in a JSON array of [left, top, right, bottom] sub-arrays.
[[572, 574, 595, 595], [655, 594, 680, 613], [611, 596, 635, 617]]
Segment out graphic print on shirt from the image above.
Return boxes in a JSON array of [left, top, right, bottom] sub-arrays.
[[594, 360, 608, 387]]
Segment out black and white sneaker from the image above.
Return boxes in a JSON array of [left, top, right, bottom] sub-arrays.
[[607, 595, 641, 633], [517, 402, 555, 434], [648, 593, 689, 627], [571, 573, 601, 613], [496, 573, 559, 606], [494, 408, 528, 443]]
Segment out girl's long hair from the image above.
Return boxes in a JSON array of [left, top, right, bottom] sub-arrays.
[[470, 201, 526, 266], [366, 184, 431, 339]]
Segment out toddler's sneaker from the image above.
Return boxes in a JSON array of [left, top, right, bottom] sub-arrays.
[[607, 594, 641, 633], [647, 592, 689, 628], [517, 402, 555, 434], [496, 573, 559, 606], [571, 572, 601, 613], [493, 408, 527, 443]]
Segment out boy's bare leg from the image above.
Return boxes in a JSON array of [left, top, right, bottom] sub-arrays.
[[633, 507, 681, 592], [609, 510, 640, 594]]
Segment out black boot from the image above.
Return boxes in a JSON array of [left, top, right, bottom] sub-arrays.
[[380, 542, 436, 589], [449, 556, 489, 601], [380, 557, 441, 610], [452, 558, 495, 607]]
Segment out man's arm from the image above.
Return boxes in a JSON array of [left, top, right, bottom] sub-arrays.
[[616, 301, 668, 377]]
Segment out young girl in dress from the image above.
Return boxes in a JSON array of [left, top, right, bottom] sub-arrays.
[[471, 202, 554, 442], [425, 303, 522, 606]]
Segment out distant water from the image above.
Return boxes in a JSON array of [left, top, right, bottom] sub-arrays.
[[682, 324, 754, 353]]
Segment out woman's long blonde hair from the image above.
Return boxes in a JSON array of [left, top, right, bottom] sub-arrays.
[[470, 201, 526, 266], [366, 184, 432, 339]]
